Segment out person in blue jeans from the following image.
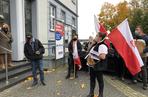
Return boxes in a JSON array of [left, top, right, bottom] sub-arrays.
[[24, 33, 45, 86]]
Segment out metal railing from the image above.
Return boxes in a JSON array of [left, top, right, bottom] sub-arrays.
[[42, 43, 69, 68], [0, 45, 12, 85]]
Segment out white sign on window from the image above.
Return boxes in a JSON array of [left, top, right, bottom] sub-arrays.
[[55, 23, 64, 59]]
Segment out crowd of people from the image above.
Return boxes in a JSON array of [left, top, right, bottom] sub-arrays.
[[65, 26, 148, 97], [0, 15, 148, 97]]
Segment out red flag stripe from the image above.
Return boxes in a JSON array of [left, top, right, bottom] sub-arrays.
[[99, 23, 108, 35], [108, 28, 141, 75]]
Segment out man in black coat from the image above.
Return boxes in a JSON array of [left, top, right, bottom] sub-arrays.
[[24, 33, 45, 86], [87, 33, 108, 97], [66, 34, 82, 79]]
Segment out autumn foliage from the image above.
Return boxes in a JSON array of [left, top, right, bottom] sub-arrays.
[[98, 0, 148, 33]]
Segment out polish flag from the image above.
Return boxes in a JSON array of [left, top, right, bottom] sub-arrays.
[[94, 15, 107, 35], [94, 15, 110, 48], [108, 19, 144, 75], [73, 41, 82, 70]]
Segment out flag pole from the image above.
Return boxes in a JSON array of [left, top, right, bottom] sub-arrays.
[[74, 64, 76, 78]]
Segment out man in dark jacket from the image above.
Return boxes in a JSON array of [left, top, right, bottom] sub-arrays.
[[24, 33, 45, 86], [66, 34, 82, 79], [134, 25, 148, 90], [87, 33, 108, 97]]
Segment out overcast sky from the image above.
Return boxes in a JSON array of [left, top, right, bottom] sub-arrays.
[[78, 0, 129, 39]]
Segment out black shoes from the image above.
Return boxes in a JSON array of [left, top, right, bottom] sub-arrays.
[[41, 81, 46, 86], [65, 75, 70, 79], [32, 81, 38, 86], [86, 94, 94, 97], [132, 79, 137, 84], [86, 94, 103, 97], [98, 94, 103, 97], [32, 81, 46, 86], [65, 74, 78, 79], [143, 85, 148, 90]]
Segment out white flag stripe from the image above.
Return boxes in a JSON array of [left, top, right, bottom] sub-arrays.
[[94, 15, 99, 33]]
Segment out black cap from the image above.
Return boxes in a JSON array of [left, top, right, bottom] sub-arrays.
[[26, 33, 32, 38]]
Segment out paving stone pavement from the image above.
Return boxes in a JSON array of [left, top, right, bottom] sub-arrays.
[[0, 67, 147, 97]]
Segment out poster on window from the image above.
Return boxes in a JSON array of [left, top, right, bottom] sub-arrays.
[[55, 23, 64, 59]]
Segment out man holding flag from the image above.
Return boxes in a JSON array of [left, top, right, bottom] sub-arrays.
[[66, 34, 82, 79], [87, 32, 108, 97], [86, 15, 109, 97], [108, 19, 147, 90]]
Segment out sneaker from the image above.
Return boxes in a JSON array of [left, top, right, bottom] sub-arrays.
[[32, 81, 38, 86], [98, 95, 103, 97], [65, 75, 70, 79], [143, 85, 148, 90], [121, 77, 125, 81], [132, 80, 137, 84], [41, 81, 46, 86], [98, 93, 103, 97], [86, 94, 94, 97], [75, 75, 78, 78]]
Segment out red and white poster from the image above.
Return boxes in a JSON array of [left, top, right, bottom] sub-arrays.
[[55, 23, 64, 59]]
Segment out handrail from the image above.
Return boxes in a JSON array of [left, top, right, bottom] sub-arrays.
[[0, 45, 11, 85], [0, 45, 12, 53]]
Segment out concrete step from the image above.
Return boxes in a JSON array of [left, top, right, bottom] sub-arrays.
[[0, 62, 32, 92], [0, 71, 32, 92]]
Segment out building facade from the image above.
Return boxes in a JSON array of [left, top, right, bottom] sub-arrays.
[[48, 0, 78, 57], [0, 0, 78, 61]]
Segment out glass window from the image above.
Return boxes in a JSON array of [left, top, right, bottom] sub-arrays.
[[60, 10, 66, 23], [0, 0, 10, 25], [72, 17, 76, 27], [50, 5, 56, 31]]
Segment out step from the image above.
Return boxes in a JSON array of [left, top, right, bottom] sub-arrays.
[[0, 62, 31, 81], [0, 71, 32, 92], [0, 65, 32, 81], [0, 62, 30, 74]]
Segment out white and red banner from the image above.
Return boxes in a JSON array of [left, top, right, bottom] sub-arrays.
[[55, 23, 64, 59], [73, 41, 82, 70], [108, 19, 144, 75], [94, 15, 110, 48]]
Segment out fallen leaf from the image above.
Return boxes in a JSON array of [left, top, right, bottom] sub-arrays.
[[26, 87, 32, 90], [94, 95, 98, 97], [27, 77, 33, 81], [74, 82, 77, 85], [69, 77, 75, 80], [47, 70, 52, 73], [80, 83, 86, 89], [57, 80, 62, 84], [57, 92, 60, 96], [24, 80, 28, 83], [52, 69, 56, 72], [64, 71, 67, 73]]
